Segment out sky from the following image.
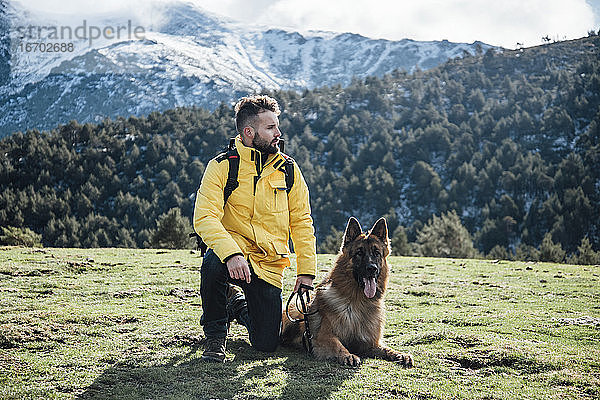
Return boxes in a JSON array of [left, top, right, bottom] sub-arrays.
[[14, 0, 600, 49]]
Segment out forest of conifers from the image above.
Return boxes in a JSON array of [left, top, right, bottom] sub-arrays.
[[0, 35, 598, 259]]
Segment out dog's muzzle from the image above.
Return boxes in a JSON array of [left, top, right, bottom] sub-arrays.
[[362, 263, 380, 298]]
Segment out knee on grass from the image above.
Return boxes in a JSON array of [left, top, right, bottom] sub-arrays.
[[251, 338, 278, 352]]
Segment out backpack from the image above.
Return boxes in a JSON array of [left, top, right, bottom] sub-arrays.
[[190, 138, 295, 255]]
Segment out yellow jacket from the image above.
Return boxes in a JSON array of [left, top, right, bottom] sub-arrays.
[[193, 136, 317, 288]]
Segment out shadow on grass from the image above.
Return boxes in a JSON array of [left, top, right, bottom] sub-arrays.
[[77, 338, 356, 400]]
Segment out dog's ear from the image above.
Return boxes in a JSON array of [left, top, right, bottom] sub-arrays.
[[341, 217, 362, 250], [369, 217, 389, 245]]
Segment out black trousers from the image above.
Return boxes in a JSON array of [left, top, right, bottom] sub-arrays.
[[200, 249, 282, 352]]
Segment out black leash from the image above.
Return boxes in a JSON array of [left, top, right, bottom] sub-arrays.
[[285, 283, 318, 354]]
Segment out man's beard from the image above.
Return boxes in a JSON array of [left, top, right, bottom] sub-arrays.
[[252, 134, 279, 154]]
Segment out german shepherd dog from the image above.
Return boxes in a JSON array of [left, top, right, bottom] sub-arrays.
[[281, 217, 414, 367]]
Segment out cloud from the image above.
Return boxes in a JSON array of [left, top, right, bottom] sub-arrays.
[[587, 0, 600, 26], [13, 0, 170, 32], [195, 0, 597, 48], [15, 0, 133, 15], [14, 0, 598, 48]]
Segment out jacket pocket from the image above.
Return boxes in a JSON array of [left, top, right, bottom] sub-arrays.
[[272, 239, 290, 256], [268, 179, 289, 212]]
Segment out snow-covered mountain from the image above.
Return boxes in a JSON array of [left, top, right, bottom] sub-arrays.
[[0, 0, 495, 136]]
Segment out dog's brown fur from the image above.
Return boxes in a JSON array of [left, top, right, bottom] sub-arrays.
[[281, 217, 414, 367]]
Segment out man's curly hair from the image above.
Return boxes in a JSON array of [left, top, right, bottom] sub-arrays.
[[234, 95, 281, 134]]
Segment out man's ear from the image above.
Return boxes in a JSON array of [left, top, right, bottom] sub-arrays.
[[341, 217, 362, 250], [242, 126, 254, 141]]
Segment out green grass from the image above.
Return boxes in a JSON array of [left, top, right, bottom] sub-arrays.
[[1, 247, 599, 399]]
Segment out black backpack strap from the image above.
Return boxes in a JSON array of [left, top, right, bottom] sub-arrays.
[[223, 138, 240, 203], [282, 155, 295, 193]]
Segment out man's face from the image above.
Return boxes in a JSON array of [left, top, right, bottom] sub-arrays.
[[249, 110, 281, 154]]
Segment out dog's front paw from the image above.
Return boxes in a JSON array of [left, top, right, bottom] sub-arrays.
[[375, 346, 414, 367], [339, 353, 361, 367], [390, 351, 414, 368]]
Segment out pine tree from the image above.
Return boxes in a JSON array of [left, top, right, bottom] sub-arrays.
[[569, 237, 600, 265], [539, 233, 566, 263], [391, 225, 410, 256], [0, 226, 42, 247], [415, 210, 478, 258], [318, 226, 344, 255], [487, 245, 511, 261], [515, 243, 540, 261], [149, 208, 192, 249]]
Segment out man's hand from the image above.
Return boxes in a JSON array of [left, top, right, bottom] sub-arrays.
[[294, 275, 314, 294], [226, 255, 251, 283]]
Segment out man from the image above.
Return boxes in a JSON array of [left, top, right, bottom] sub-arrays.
[[193, 95, 317, 362]]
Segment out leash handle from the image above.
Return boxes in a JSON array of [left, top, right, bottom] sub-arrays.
[[284, 284, 317, 354], [285, 291, 302, 323], [298, 289, 309, 314], [284, 284, 317, 323], [297, 283, 313, 305]]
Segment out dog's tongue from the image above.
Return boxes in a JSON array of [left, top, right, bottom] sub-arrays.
[[363, 277, 377, 298]]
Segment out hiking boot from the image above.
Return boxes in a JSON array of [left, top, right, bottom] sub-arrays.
[[202, 336, 226, 362], [226, 283, 247, 324]]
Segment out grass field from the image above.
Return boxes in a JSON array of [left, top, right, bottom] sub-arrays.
[[0, 246, 599, 399]]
